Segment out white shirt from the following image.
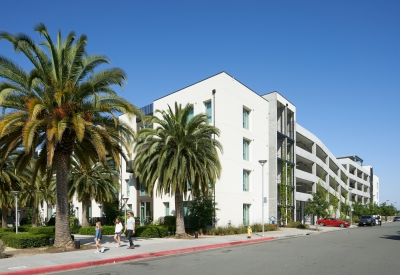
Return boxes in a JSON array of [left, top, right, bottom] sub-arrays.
[[126, 217, 135, 230], [115, 222, 123, 233]]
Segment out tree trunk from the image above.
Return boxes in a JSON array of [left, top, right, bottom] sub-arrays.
[[1, 205, 7, 228], [32, 196, 38, 227], [175, 188, 186, 237], [81, 195, 91, 227], [54, 151, 73, 247]]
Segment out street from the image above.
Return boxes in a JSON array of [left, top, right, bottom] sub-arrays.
[[51, 223, 400, 275]]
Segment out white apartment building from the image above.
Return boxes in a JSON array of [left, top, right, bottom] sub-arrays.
[[117, 72, 379, 227], [120, 72, 269, 227], [68, 72, 379, 227]]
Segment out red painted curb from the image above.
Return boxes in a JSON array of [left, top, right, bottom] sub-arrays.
[[1, 236, 275, 275]]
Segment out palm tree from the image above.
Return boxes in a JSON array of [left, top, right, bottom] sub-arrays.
[[133, 103, 223, 236], [0, 152, 23, 228], [0, 24, 139, 246], [19, 159, 54, 227], [68, 156, 119, 227]]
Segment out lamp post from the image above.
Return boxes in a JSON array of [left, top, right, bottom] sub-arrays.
[[259, 160, 268, 237], [10, 191, 21, 234], [122, 197, 129, 224]]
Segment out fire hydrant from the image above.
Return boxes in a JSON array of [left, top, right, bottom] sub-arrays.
[[247, 226, 252, 239]]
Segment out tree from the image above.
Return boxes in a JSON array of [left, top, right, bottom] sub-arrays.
[[352, 201, 366, 217], [0, 152, 23, 228], [380, 202, 396, 217], [0, 24, 138, 246], [304, 181, 330, 230], [68, 156, 119, 227], [133, 103, 223, 236], [19, 159, 55, 227], [188, 195, 218, 230]]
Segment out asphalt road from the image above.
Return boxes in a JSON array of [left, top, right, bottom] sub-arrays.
[[51, 222, 400, 275]]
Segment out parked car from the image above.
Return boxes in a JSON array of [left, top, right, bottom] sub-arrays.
[[358, 215, 376, 226], [317, 218, 350, 228], [393, 216, 400, 222]]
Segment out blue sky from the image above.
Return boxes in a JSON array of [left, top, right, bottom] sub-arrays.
[[1, 1, 399, 205]]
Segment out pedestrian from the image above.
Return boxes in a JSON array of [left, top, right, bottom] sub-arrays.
[[114, 218, 123, 247], [124, 211, 135, 249], [94, 221, 105, 253]]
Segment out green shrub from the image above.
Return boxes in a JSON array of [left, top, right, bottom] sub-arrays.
[[0, 228, 15, 233], [251, 223, 279, 231], [78, 226, 115, 235], [70, 226, 81, 234], [162, 216, 176, 226], [28, 226, 55, 235], [2, 233, 49, 248], [207, 223, 278, 235], [286, 221, 309, 229], [18, 226, 31, 232], [133, 226, 169, 238], [0, 231, 12, 239]]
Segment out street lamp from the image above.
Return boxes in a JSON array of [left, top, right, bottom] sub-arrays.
[[122, 197, 129, 224], [10, 191, 21, 234], [258, 160, 268, 237]]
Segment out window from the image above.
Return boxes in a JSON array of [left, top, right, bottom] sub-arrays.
[[188, 108, 194, 121], [243, 204, 250, 225], [140, 202, 151, 224], [243, 170, 250, 191], [205, 101, 212, 123], [243, 139, 250, 160], [207, 183, 214, 197], [243, 108, 250, 129], [126, 180, 130, 197], [140, 125, 151, 129], [47, 207, 53, 219], [164, 202, 170, 216], [88, 206, 92, 219], [183, 202, 190, 216], [140, 183, 148, 196]]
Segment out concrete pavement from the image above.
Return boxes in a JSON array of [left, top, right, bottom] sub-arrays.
[[0, 225, 349, 275]]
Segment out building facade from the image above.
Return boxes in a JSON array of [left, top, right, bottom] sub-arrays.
[[116, 72, 379, 228], [56, 72, 378, 227]]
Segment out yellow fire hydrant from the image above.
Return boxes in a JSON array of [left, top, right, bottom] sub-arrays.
[[247, 226, 252, 239]]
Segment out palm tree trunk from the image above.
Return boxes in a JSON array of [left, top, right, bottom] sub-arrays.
[[1, 205, 7, 228], [175, 188, 186, 236], [32, 195, 38, 227], [54, 151, 73, 247], [81, 195, 91, 227]]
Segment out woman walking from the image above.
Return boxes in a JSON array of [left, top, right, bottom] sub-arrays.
[[124, 211, 135, 249], [114, 218, 123, 247], [94, 221, 105, 253]]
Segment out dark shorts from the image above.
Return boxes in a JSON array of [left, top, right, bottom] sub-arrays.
[[115, 231, 122, 236]]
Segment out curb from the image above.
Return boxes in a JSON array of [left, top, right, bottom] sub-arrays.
[[1, 236, 275, 275]]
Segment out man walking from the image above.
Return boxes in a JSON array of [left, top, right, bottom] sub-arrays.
[[124, 211, 135, 249]]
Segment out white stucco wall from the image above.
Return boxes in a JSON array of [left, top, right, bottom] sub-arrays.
[[152, 72, 269, 226]]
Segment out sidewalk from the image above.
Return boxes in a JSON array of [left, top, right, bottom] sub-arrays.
[[0, 225, 347, 275]]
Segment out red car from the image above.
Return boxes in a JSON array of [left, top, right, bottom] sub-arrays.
[[317, 218, 350, 228]]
